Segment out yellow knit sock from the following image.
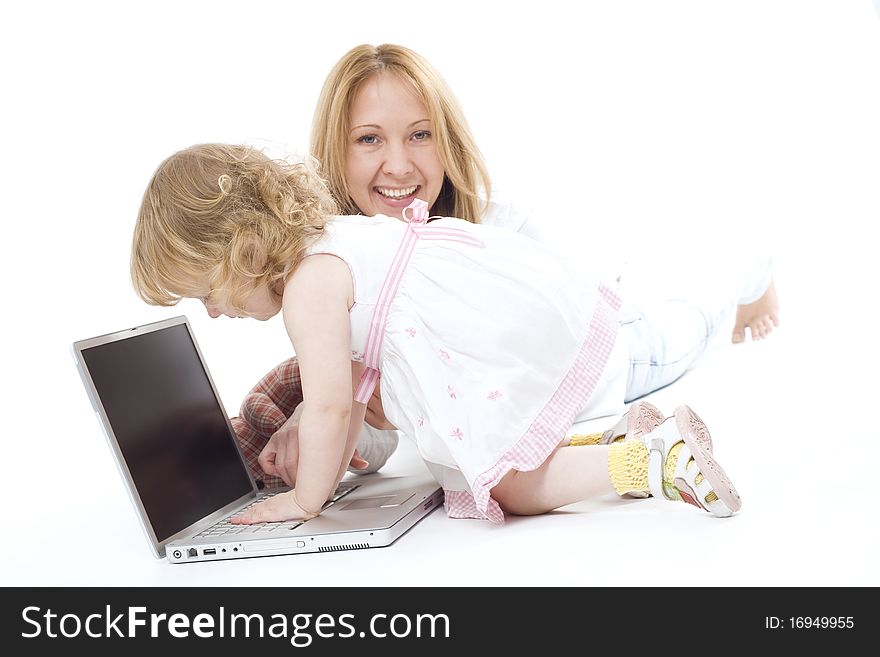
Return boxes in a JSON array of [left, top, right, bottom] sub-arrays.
[[567, 432, 603, 446], [610, 440, 720, 504], [607, 441, 649, 496]]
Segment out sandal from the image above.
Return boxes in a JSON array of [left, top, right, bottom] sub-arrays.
[[642, 405, 742, 518], [568, 400, 665, 448], [594, 401, 666, 499], [598, 400, 666, 445]]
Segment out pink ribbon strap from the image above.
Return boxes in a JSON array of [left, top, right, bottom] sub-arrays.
[[402, 198, 429, 224], [353, 199, 483, 404]]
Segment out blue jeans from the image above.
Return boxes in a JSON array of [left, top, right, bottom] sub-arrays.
[[620, 298, 731, 402], [618, 252, 772, 401]]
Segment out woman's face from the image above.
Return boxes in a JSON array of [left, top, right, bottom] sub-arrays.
[[345, 72, 445, 219]]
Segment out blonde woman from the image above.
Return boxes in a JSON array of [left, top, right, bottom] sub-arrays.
[[232, 44, 777, 489]]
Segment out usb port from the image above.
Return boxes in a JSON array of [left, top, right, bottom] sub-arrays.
[[203, 548, 216, 555]]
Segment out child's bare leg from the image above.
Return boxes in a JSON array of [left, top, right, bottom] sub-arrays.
[[492, 408, 742, 519], [732, 279, 780, 343], [490, 445, 616, 516]]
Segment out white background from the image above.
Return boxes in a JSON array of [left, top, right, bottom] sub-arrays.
[[2, 1, 879, 587]]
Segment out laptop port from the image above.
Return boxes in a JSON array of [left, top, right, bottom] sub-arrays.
[[187, 548, 197, 558], [203, 548, 216, 555]]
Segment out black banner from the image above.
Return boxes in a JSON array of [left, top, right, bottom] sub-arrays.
[[3, 587, 873, 654]]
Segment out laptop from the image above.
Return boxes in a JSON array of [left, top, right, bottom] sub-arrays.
[[72, 315, 443, 563]]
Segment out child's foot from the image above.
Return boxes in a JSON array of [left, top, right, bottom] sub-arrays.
[[598, 401, 666, 498], [732, 279, 779, 343], [642, 406, 741, 517]]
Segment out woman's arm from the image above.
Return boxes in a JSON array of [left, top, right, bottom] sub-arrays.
[[481, 198, 544, 242]]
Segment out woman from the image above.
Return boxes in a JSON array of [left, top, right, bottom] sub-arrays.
[[234, 44, 547, 487], [310, 44, 542, 236], [231, 43, 778, 490]]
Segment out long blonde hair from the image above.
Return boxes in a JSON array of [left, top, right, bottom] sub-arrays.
[[131, 143, 337, 312], [311, 43, 491, 223]]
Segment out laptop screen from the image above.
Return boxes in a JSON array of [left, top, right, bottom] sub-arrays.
[[79, 322, 253, 543]]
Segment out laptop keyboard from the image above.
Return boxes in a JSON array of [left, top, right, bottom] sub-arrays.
[[195, 481, 360, 537]]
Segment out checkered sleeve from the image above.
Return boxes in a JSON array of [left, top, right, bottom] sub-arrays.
[[230, 357, 303, 489]]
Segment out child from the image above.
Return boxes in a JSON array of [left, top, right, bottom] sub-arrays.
[[131, 143, 743, 524]]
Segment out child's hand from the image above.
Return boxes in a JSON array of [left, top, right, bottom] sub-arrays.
[[365, 385, 397, 430], [349, 448, 369, 470], [229, 490, 317, 524]]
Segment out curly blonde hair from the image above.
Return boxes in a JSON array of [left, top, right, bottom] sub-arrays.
[[131, 143, 338, 313], [311, 43, 491, 223]]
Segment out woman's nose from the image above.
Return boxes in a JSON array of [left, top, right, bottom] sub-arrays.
[[204, 302, 222, 319], [382, 142, 414, 177]]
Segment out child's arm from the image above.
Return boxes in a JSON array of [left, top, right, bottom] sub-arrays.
[[333, 360, 368, 485], [231, 254, 359, 524], [287, 255, 363, 515]]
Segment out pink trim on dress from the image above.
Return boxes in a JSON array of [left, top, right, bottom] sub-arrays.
[[415, 228, 485, 247], [443, 283, 622, 523]]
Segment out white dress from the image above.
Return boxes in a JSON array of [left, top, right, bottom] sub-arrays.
[[305, 202, 620, 522]]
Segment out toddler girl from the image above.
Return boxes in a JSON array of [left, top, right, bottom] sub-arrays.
[[131, 143, 742, 523]]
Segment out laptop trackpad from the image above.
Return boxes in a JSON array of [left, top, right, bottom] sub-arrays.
[[339, 493, 414, 510]]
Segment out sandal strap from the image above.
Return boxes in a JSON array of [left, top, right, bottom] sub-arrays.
[[598, 413, 628, 444], [600, 400, 666, 445], [644, 418, 679, 499]]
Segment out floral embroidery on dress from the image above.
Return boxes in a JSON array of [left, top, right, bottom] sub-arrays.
[[447, 385, 457, 399], [487, 390, 503, 401], [450, 427, 464, 440], [438, 349, 450, 361], [418, 416, 425, 427], [351, 350, 364, 361], [405, 327, 417, 338]]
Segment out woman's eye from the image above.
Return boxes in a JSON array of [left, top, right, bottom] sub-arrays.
[[356, 134, 379, 145], [412, 130, 431, 141]]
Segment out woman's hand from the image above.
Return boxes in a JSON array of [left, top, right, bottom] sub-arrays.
[[365, 385, 397, 430], [258, 403, 304, 486], [258, 402, 369, 485]]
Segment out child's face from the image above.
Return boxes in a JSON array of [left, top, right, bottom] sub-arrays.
[[345, 71, 445, 219], [198, 281, 281, 321]]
